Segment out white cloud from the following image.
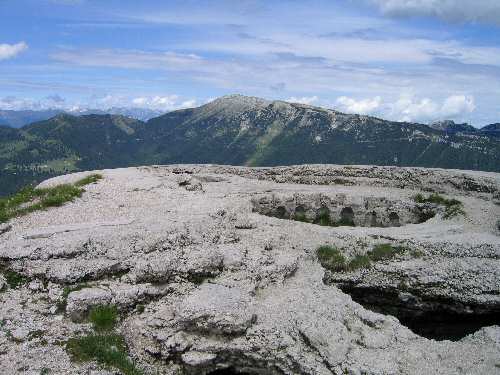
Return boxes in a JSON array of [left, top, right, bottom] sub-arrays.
[[368, 0, 500, 25], [0, 42, 28, 61], [334, 94, 475, 123], [441, 95, 475, 117], [131, 95, 178, 110], [0, 94, 196, 112], [287, 96, 319, 105], [96, 94, 198, 111], [180, 99, 197, 108], [336, 96, 382, 115], [52, 49, 204, 70], [388, 94, 475, 122]]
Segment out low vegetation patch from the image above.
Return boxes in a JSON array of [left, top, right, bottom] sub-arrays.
[[316, 246, 371, 272], [66, 333, 142, 375], [293, 211, 309, 223], [89, 305, 118, 332], [0, 174, 102, 224], [65, 304, 143, 375], [413, 193, 465, 219], [347, 255, 371, 271], [316, 246, 347, 272], [367, 243, 406, 261], [74, 174, 102, 187], [317, 243, 422, 273], [296, 211, 356, 227], [3, 269, 29, 289]]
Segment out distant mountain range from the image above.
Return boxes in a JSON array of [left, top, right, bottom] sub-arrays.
[[0, 107, 163, 128], [1, 94, 499, 196]]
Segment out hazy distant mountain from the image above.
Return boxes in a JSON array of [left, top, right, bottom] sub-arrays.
[[1, 94, 499, 196], [480, 123, 500, 137], [0, 109, 64, 128], [0, 107, 163, 128], [70, 107, 163, 122]]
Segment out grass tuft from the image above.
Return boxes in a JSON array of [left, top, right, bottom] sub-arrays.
[[293, 211, 310, 223], [317, 243, 422, 273], [0, 174, 103, 224], [313, 209, 332, 226], [89, 305, 118, 332], [74, 174, 103, 187], [367, 243, 405, 261], [65, 301, 142, 375], [316, 246, 347, 272], [309, 209, 356, 227], [66, 333, 143, 375], [348, 255, 371, 271], [4, 270, 28, 289]]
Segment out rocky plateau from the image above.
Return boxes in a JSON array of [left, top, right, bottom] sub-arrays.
[[0, 164, 499, 374]]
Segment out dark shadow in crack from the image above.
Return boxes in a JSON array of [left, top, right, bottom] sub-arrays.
[[339, 285, 500, 341]]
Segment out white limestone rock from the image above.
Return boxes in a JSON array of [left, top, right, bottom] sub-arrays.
[[0, 164, 498, 374]]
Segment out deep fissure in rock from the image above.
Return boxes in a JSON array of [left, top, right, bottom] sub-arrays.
[[338, 284, 500, 341]]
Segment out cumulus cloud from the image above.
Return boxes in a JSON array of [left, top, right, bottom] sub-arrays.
[[389, 94, 475, 122], [0, 42, 28, 61], [336, 96, 382, 115], [97, 94, 196, 111], [0, 95, 79, 111], [132, 95, 178, 110], [368, 0, 500, 26], [179, 99, 197, 108], [334, 94, 475, 122], [0, 94, 197, 112], [287, 96, 319, 105]]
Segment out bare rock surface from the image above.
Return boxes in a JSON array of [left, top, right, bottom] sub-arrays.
[[0, 164, 499, 374]]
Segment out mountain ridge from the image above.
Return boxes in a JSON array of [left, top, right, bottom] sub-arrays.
[[0, 107, 163, 128], [1, 95, 499, 196]]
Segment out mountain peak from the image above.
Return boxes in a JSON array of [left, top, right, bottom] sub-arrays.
[[199, 94, 272, 117], [210, 94, 271, 107], [429, 120, 476, 133]]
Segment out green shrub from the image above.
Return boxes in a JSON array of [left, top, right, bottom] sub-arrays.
[[348, 255, 371, 271], [316, 246, 347, 272], [66, 333, 142, 375], [89, 305, 118, 331]]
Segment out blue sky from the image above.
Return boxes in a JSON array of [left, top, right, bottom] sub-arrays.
[[1, 0, 500, 126]]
